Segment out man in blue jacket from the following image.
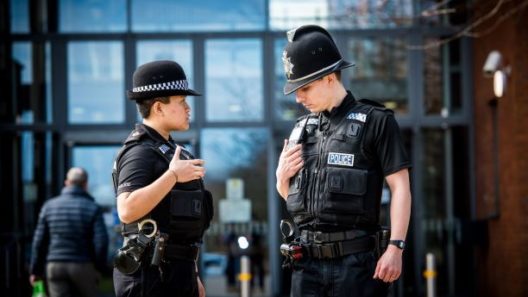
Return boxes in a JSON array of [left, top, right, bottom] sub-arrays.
[[29, 167, 109, 297]]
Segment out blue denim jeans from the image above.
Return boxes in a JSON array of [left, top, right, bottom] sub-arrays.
[[291, 251, 390, 297]]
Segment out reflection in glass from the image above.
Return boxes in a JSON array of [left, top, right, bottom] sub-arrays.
[[72, 145, 122, 270], [424, 38, 462, 115], [206, 39, 263, 122], [200, 127, 269, 249], [137, 41, 195, 121], [59, 0, 126, 32], [201, 127, 269, 240], [13, 43, 32, 84], [200, 128, 270, 292], [132, 0, 265, 32], [423, 129, 446, 219], [68, 42, 124, 124], [72, 146, 120, 206], [269, 0, 413, 30], [274, 39, 305, 120], [424, 38, 444, 114], [21, 132, 35, 193], [422, 128, 448, 294], [12, 42, 52, 124], [10, 0, 29, 33], [347, 38, 408, 113]]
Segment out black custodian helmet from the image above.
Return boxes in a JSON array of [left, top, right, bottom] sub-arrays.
[[127, 60, 201, 101], [282, 25, 355, 95]]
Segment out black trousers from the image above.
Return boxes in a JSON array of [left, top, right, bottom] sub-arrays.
[[291, 251, 390, 297], [113, 259, 198, 297]]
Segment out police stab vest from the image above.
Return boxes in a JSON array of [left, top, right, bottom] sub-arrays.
[[112, 128, 213, 244], [286, 99, 387, 231]]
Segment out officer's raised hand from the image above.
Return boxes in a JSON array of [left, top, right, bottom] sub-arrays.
[[276, 139, 304, 199], [169, 145, 205, 182]]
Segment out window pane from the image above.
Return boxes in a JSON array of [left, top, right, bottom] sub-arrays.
[[347, 38, 408, 114], [274, 39, 304, 121], [13, 42, 32, 84], [68, 42, 124, 124], [201, 128, 269, 203], [136, 41, 195, 121], [424, 39, 443, 114], [205, 39, 263, 122], [132, 0, 266, 32], [10, 0, 29, 33], [11, 42, 52, 124], [59, 0, 126, 32], [72, 145, 122, 270], [200, 127, 269, 292], [72, 146, 120, 206], [269, 0, 414, 30]]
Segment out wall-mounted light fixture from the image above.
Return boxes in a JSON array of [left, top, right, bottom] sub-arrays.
[[483, 50, 511, 98]]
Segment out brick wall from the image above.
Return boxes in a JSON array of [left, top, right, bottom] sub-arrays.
[[473, 1, 528, 296]]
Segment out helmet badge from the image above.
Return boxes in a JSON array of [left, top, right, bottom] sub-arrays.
[[282, 51, 294, 79]]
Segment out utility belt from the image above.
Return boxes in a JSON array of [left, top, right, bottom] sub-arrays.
[[280, 224, 390, 268], [114, 219, 200, 275], [300, 229, 371, 243]]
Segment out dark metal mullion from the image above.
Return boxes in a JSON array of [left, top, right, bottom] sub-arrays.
[[461, 35, 478, 297], [193, 35, 205, 134], [441, 34, 456, 297], [124, 36, 136, 126], [263, 30, 281, 297], [409, 31, 425, 297], [444, 127, 456, 296], [408, 30, 423, 132], [51, 38, 66, 131], [411, 127, 425, 297], [263, 33, 273, 124]]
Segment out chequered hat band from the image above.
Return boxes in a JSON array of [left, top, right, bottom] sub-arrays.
[[132, 80, 189, 93]]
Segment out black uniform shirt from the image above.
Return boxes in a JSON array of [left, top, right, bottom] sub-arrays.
[[322, 92, 411, 176], [116, 124, 175, 196]]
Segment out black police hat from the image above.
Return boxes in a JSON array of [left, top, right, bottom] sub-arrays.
[[282, 25, 355, 95], [127, 60, 201, 101]]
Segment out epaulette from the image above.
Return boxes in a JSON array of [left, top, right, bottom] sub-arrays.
[[124, 128, 147, 144]]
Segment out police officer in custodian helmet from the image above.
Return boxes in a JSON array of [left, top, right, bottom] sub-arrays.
[[112, 60, 213, 297], [276, 25, 412, 297]]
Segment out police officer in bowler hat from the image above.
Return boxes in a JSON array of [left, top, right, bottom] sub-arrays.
[[276, 25, 412, 296], [112, 60, 213, 297]]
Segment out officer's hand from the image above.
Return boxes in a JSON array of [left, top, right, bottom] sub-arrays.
[[197, 276, 206, 297], [276, 139, 304, 184], [169, 145, 206, 183], [373, 245, 403, 283]]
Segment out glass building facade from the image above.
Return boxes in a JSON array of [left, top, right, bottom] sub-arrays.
[[2, 1, 476, 296]]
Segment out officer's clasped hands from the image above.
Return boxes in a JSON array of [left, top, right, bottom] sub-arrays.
[[276, 140, 304, 183], [169, 145, 205, 183]]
